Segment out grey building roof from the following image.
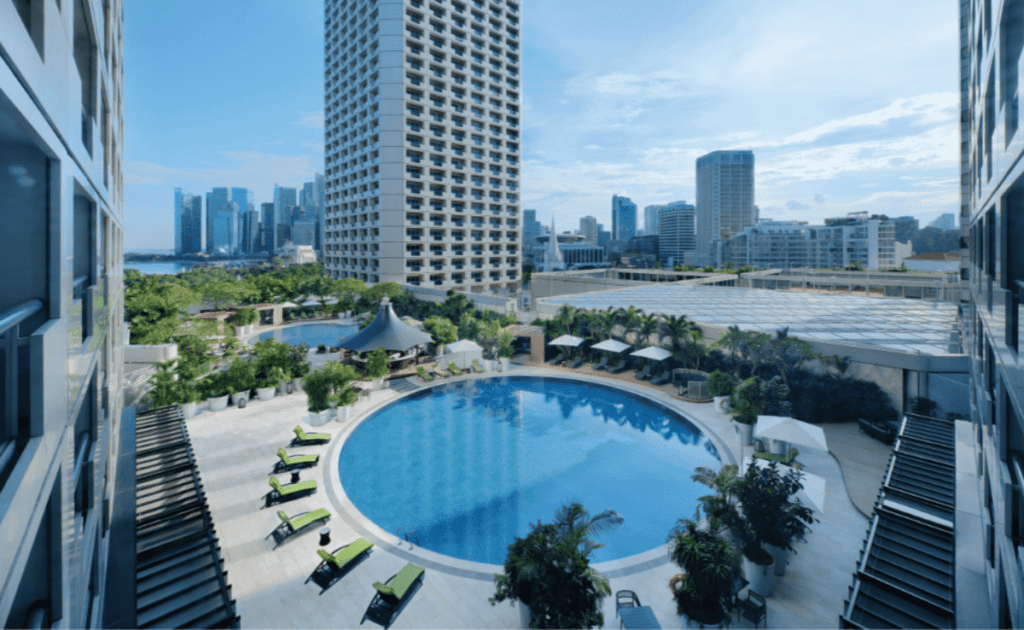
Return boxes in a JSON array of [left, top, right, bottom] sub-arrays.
[[337, 298, 433, 352]]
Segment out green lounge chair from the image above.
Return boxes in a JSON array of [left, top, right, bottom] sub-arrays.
[[367, 563, 426, 617], [608, 359, 627, 374], [430, 364, 449, 378], [317, 538, 374, 573], [268, 476, 317, 502], [278, 508, 330, 534], [471, 359, 485, 373], [276, 448, 319, 470], [293, 426, 331, 444], [752, 447, 802, 469], [416, 366, 434, 381], [447, 361, 463, 376]]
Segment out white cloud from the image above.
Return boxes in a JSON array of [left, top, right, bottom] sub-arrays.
[[294, 112, 325, 129]]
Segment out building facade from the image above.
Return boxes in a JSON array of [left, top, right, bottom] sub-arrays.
[[208, 199, 240, 255], [643, 204, 662, 237], [0, 0, 126, 626], [929, 212, 957, 230], [173, 188, 203, 255], [579, 215, 598, 244], [261, 201, 276, 252], [962, 0, 1024, 625], [657, 201, 696, 267], [611, 194, 637, 241], [323, 0, 522, 292], [696, 150, 755, 264], [204, 187, 229, 253], [522, 208, 540, 267]]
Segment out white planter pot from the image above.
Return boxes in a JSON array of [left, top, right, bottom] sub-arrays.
[[256, 386, 276, 401], [336, 405, 352, 423], [734, 421, 753, 446], [208, 395, 229, 412], [743, 555, 776, 598], [180, 401, 199, 419], [765, 543, 791, 576], [230, 391, 249, 407], [308, 409, 334, 427], [713, 396, 730, 412], [372, 376, 385, 390], [517, 600, 530, 629], [499, 357, 510, 371], [277, 380, 290, 395], [292, 377, 304, 393]]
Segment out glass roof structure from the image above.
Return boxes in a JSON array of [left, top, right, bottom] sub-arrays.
[[547, 284, 958, 355]]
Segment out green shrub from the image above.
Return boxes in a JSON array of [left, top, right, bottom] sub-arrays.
[[366, 347, 390, 380], [706, 370, 736, 397]]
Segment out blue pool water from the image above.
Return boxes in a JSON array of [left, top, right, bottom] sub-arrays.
[[339, 376, 721, 564], [255, 323, 358, 348]]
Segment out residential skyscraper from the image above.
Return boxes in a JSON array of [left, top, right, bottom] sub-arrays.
[[0, 1, 126, 627], [612, 195, 637, 241], [261, 202, 276, 252], [696, 150, 755, 264], [657, 201, 696, 267], [644, 204, 663, 237], [580, 216, 598, 244], [273, 185, 297, 228], [174, 188, 203, 254], [323, 0, 522, 291]]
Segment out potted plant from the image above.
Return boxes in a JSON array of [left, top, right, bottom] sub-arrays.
[[734, 461, 815, 586], [707, 370, 736, 413], [497, 332, 514, 372], [231, 306, 258, 335], [303, 366, 335, 426], [201, 370, 231, 412], [317, 344, 327, 354], [287, 345, 311, 392], [143, 361, 181, 411], [729, 376, 791, 446], [333, 381, 360, 423], [256, 366, 287, 401], [366, 346, 390, 390], [225, 358, 255, 407], [666, 514, 741, 628], [178, 382, 203, 419], [490, 503, 617, 629]]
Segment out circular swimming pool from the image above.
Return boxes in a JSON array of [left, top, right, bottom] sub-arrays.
[[339, 376, 721, 565], [254, 322, 358, 348]]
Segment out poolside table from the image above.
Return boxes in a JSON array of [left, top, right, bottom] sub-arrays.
[[619, 605, 662, 629]]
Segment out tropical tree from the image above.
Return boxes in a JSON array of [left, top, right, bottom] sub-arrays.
[[124, 276, 201, 344], [615, 306, 644, 344], [763, 328, 821, 388], [666, 515, 741, 626], [715, 326, 771, 377], [424, 315, 458, 350], [637, 313, 660, 347], [333, 277, 367, 311]]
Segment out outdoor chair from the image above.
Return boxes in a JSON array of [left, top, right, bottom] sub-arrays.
[[634, 364, 652, 380], [275, 448, 319, 471], [317, 538, 374, 574], [592, 356, 609, 370], [448, 361, 463, 376], [608, 359, 627, 374], [615, 590, 641, 617], [547, 352, 566, 366], [268, 476, 317, 503], [567, 356, 584, 369], [430, 364, 449, 378], [651, 370, 670, 385], [737, 590, 767, 628], [858, 417, 897, 444], [277, 508, 330, 535], [416, 366, 434, 381], [471, 359, 485, 373], [752, 447, 802, 469], [365, 563, 426, 622], [293, 426, 331, 444]]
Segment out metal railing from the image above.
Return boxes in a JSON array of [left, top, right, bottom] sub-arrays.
[[1, 299, 44, 479]]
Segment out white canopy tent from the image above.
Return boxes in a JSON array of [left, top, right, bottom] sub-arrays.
[[754, 415, 829, 455], [441, 339, 484, 370]]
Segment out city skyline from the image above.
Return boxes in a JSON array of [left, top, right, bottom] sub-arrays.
[[123, 0, 957, 250]]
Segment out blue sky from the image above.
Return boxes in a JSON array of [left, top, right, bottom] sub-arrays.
[[124, 0, 958, 250]]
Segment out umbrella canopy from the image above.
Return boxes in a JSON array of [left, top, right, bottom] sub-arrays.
[[301, 297, 338, 307], [630, 346, 673, 361], [447, 339, 483, 352], [549, 334, 585, 347], [743, 456, 826, 513], [591, 339, 631, 353], [754, 415, 829, 452], [336, 297, 433, 352], [278, 301, 300, 308]]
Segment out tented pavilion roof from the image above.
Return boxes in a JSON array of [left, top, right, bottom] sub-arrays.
[[337, 297, 433, 352]]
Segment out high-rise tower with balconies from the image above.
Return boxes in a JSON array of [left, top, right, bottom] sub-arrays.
[[323, 0, 522, 292], [696, 150, 755, 265]]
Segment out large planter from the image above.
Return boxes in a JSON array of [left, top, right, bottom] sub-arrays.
[[292, 377, 304, 393], [499, 357, 511, 371], [180, 401, 199, 419], [765, 543, 791, 576], [277, 380, 290, 395], [743, 555, 776, 598], [208, 394, 229, 412], [734, 421, 753, 446], [230, 391, 249, 408], [256, 386, 276, 401], [308, 409, 334, 427], [336, 405, 352, 423], [372, 376, 386, 390], [517, 600, 530, 629], [713, 396, 730, 413]]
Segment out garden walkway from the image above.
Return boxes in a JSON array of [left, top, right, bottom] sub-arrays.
[[182, 363, 879, 629]]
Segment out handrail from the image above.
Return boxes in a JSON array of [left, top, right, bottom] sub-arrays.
[[73, 275, 89, 289], [0, 299, 44, 337]]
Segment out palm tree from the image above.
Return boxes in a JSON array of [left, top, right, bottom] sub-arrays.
[[637, 313, 660, 347], [615, 306, 644, 344]]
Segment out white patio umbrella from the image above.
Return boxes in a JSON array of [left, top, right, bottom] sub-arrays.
[[548, 334, 585, 347], [301, 297, 338, 307], [278, 301, 300, 308], [630, 346, 673, 362], [743, 456, 827, 513], [591, 339, 631, 353], [754, 415, 829, 452]]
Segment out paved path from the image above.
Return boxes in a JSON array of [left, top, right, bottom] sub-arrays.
[[185, 364, 875, 629]]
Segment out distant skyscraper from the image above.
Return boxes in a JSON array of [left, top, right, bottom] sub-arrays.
[[261, 202, 276, 252], [174, 188, 203, 254], [523, 209, 542, 266], [644, 204, 664, 237], [273, 185, 297, 228], [928, 213, 957, 230], [612, 195, 637, 241], [696, 150, 755, 264], [209, 200, 240, 255], [324, 2, 522, 289], [658, 201, 696, 267], [241, 208, 261, 253], [580, 216, 598, 244], [231, 187, 254, 216], [893, 215, 919, 243], [314, 172, 326, 252], [205, 187, 231, 253]]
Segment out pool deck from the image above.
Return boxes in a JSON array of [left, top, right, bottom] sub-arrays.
[[184, 364, 886, 629]]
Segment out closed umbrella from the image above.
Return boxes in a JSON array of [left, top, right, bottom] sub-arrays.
[[754, 415, 829, 453], [630, 346, 672, 362]]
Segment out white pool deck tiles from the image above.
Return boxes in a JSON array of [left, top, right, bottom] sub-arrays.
[[185, 366, 877, 629], [546, 284, 959, 355]]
